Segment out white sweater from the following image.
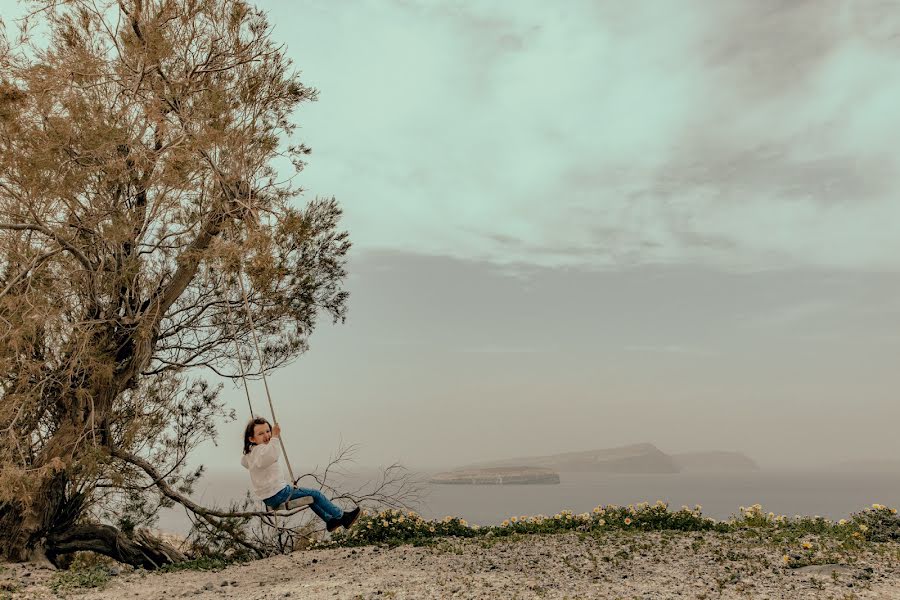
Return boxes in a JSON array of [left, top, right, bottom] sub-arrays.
[[240, 439, 288, 500]]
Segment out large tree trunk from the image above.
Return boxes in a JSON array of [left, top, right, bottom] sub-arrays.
[[0, 452, 189, 569], [0, 471, 72, 563], [46, 525, 187, 569]]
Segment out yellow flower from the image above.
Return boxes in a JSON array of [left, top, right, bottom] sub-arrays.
[[598, 519, 606, 526], [398, 515, 405, 523], [872, 503, 885, 510], [501, 520, 510, 527], [382, 520, 389, 527], [694, 504, 702, 512], [783, 555, 790, 564], [510, 516, 517, 523], [838, 519, 847, 525], [859, 524, 869, 532], [460, 519, 467, 527], [624, 517, 632, 525], [801, 542, 813, 550], [429, 526, 436, 533]]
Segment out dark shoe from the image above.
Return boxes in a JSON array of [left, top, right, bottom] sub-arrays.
[[326, 518, 342, 533], [341, 507, 361, 529]]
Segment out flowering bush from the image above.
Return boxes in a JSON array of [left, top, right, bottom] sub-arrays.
[[849, 504, 900, 542], [324, 510, 477, 548], [318, 502, 899, 550], [322, 501, 723, 548]]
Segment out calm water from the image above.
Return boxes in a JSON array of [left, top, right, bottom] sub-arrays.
[[415, 470, 900, 526], [157, 468, 900, 534]]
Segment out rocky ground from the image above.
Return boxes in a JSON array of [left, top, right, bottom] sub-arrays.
[[3, 530, 900, 599]]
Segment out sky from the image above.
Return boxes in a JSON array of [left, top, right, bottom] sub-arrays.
[[4, 0, 900, 472]]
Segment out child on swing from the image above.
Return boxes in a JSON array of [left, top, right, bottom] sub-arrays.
[[241, 417, 360, 532]]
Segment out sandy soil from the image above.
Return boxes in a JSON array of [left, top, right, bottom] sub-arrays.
[[4, 531, 900, 599]]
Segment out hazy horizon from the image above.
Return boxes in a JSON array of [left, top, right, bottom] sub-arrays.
[[3, 0, 899, 480], [191, 0, 900, 476]]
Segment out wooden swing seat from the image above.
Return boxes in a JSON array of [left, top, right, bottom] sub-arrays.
[[268, 495, 313, 513]]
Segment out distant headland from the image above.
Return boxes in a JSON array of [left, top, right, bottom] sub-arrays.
[[430, 443, 759, 485]]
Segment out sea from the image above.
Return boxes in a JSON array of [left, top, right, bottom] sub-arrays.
[[156, 468, 900, 534]]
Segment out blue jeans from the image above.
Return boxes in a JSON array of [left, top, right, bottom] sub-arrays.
[[263, 485, 344, 523]]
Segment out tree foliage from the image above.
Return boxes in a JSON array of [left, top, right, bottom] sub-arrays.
[[0, 0, 350, 565]]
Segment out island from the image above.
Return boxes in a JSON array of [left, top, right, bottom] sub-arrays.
[[464, 443, 680, 474], [449, 444, 760, 475], [429, 466, 560, 485]]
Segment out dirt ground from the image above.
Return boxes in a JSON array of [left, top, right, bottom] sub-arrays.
[[4, 531, 900, 599]]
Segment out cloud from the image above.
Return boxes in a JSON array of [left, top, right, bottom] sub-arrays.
[[275, 0, 900, 271]]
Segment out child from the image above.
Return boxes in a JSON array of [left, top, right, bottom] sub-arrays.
[[241, 417, 360, 532]]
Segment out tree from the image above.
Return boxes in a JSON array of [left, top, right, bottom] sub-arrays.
[[0, 0, 352, 566]]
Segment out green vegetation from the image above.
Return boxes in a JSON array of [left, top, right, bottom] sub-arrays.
[[158, 555, 245, 573], [320, 502, 900, 556], [48, 565, 111, 593]]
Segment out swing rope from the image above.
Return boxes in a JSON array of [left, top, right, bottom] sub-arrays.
[[222, 161, 298, 484], [234, 269, 298, 484], [210, 150, 313, 524], [223, 265, 311, 517], [222, 286, 255, 419]]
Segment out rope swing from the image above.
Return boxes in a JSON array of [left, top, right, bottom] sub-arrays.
[[225, 154, 312, 516]]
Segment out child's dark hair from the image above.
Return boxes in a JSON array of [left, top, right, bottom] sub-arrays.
[[243, 417, 271, 455]]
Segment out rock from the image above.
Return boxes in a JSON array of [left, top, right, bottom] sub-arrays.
[[792, 564, 853, 577]]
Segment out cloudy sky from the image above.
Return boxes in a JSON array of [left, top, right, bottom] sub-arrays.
[[229, 0, 900, 472], [287, 0, 900, 271], [5, 0, 900, 472]]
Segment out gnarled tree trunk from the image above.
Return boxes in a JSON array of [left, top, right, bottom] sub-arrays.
[[46, 525, 187, 569], [0, 472, 72, 563]]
